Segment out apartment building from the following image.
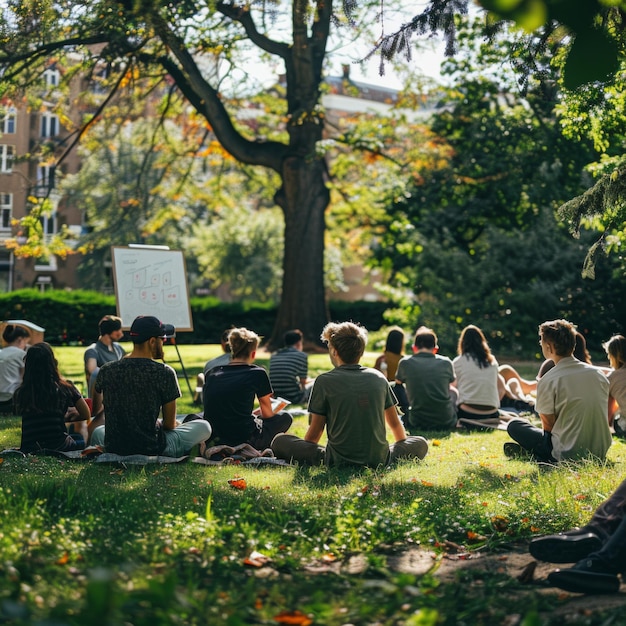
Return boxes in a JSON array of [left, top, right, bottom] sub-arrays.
[[0, 61, 432, 298], [0, 64, 83, 293]]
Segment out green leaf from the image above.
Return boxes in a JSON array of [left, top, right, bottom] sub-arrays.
[[563, 29, 621, 90]]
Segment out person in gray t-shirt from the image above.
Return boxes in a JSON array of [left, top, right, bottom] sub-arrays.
[[395, 326, 458, 432]]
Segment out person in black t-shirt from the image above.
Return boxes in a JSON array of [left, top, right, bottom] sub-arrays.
[[91, 316, 211, 456], [203, 327, 292, 449]]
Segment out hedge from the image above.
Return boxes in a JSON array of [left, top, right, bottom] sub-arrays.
[[0, 290, 391, 345]]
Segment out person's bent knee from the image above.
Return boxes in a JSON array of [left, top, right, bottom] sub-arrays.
[[191, 420, 212, 441], [405, 435, 429, 460], [507, 417, 527, 436], [90, 425, 105, 447], [270, 432, 296, 457]]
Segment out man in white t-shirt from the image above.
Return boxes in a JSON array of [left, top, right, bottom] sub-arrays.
[[505, 319, 611, 463]]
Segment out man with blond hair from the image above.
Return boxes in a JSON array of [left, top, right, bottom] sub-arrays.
[[272, 321, 428, 467]]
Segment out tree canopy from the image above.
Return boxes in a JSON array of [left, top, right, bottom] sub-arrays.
[[371, 16, 626, 354], [0, 0, 466, 346]]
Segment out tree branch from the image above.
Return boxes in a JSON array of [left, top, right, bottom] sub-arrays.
[[151, 45, 287, 171], [215, 1, 290, 58]]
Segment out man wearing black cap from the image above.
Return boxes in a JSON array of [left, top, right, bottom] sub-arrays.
[[90, 315, 211, 456], [84, 315, 126, 395]]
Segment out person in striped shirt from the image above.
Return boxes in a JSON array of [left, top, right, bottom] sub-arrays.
[[269, 329, 313, 405]]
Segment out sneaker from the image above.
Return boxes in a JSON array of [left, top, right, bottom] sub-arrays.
[[548, 558, 621, 594], [529, 531, 602, 563]]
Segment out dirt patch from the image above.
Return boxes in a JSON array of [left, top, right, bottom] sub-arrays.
[[300, 545, 626, 623]]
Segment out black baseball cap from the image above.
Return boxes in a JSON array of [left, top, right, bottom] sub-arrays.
[[129, 316, 175, 344]]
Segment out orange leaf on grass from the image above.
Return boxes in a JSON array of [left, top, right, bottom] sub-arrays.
[[56, 552, 69, 565], [228, 478, 247, 490], [274, 610, 313, 625]]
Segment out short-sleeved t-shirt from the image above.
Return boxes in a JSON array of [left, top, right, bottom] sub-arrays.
[[84, 340, 125, 374], [0, 346, 25, 402], [19, 383, 81, 453], [536, 356, 611, 461], [203, 364, 272, 445], [452, 354, 500, 408], [269, 347, 308, 403], [396, 352, 456, 430], [608, 366, 626, 415], [95, 358, 181, 455], [308, 364, 394, 467], [203, 352, 232, 376]]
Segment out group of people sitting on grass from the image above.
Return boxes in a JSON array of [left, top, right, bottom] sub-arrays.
[[5, 315, 626, 467], [3, 313, 626, 594], [378, 320, 625, 464]]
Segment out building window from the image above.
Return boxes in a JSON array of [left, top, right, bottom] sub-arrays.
[[43, 68, 60, 87], [41, 212, 57, 238], [36, 165, 56, 194], [0, 108, 16, 134], [0, 145, 15, 172], [0, 194, 12, 231], [40, 112, 59, 138]]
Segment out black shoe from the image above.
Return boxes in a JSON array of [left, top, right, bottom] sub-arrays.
[[614, 417, 626, 439], [504, 442, 528, 459], [529, 531, 602, 563], [548, 558, 620, 594]]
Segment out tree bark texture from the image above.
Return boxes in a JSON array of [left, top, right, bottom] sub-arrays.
[[271, 154, 331, 349]]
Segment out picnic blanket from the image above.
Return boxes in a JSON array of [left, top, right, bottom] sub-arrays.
[[458, 417, 509, 431], [458, 410, 532, 432], [0, 443, 291, 467]]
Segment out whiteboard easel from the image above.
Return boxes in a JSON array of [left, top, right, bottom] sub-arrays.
[[111, 245, 194, 397], [111, 246, 193, 331]]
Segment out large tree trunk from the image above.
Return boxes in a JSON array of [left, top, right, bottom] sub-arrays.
[[270, 155, 330, 350]]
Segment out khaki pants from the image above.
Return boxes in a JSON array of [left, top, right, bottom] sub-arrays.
[[271, 433, 428, 466]]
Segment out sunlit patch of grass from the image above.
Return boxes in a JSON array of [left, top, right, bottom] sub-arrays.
[[1, 347, 626, 623]]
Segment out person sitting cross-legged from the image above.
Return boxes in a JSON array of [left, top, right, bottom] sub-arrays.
[[395, 325, 458, 433], [90, 316, 211, 456], [269, 329, 313, 405], [529, 477, 626, 594], [504, 319, 611, 464], [271, 321, 429, 468], [203, 327, 292, 450]]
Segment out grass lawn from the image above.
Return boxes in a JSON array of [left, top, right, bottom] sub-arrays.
[[0, 346, 624, 624]]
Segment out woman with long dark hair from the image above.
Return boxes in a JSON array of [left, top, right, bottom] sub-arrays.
[[374, 326, 406, 381], [16, 342, 90, 453], [452, 325, 504, 421]]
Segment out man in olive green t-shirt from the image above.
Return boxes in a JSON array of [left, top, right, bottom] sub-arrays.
[[271, 322, 428, 467]]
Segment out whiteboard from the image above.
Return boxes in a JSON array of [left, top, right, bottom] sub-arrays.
[[111, 246, 193, 332]]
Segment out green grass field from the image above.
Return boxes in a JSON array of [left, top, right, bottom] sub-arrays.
[[0, 347, 622, 625]]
